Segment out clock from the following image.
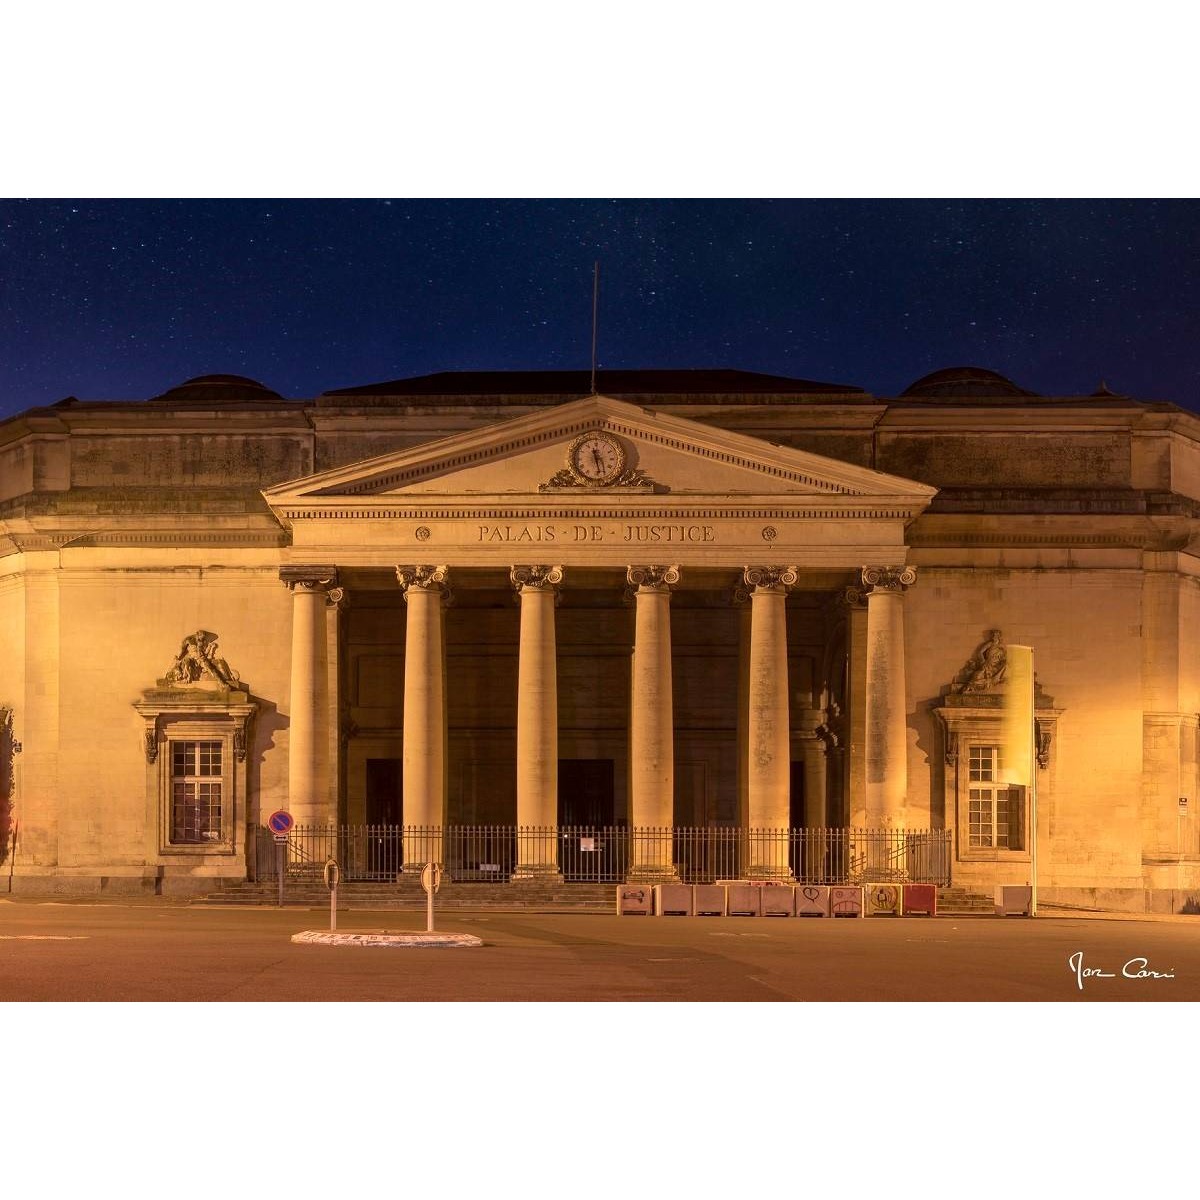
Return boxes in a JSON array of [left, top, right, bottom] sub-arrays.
[[566, 430, 626, 485]]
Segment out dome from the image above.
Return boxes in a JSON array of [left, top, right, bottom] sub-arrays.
[[900, 366, 1038, 399], [149, 374, 284, 405]]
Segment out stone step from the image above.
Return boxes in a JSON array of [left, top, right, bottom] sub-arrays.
[[196, 880, 617, 910], [197, 881, 998, 915]]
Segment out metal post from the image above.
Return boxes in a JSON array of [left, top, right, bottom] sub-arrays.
[[427, 869, 434, 933], [276, 840, 284, 909], [1029, 688, 1039, 919], [7, 820, 16, 893], [1030, 774, 1038, 918], [324, 859, 339, 931]]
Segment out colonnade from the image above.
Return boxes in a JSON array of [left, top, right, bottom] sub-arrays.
[[281, 562, 916, 879]]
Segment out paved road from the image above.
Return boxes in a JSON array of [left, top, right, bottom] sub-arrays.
[[2, 899, 1197, 1001]]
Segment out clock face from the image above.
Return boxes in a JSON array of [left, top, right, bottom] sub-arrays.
[[568, 431, 626, 484]]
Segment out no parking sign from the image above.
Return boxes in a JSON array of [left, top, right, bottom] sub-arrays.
[[267, 809, 294, 841]]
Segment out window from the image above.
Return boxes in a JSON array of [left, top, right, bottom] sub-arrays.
[[170, 740, 223, 844], [967, 745, 1009, 847], [966, 744, 1025, 850]]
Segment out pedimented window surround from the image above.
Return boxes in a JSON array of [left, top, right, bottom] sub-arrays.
[[133, 631, 256, 857], [934, 632, 1061, 865]]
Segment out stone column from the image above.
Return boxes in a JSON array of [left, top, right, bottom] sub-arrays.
[[511, 565, 563, 879], [281, 566, 339, 827], [843, 585, 868, 828], [801, 716, 830, 883], [627, 564, 680, 881], [800, 711, 829, 830], [397, 565, 450, 871], [733, 587, 752, 831], [744, 565, 798, 879], [861, 565, 916, 830]]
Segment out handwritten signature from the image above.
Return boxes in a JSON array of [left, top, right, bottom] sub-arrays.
[[1068, 951, 1176, 991]]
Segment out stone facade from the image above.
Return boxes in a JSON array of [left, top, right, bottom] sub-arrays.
[[2, 366, 1198, 910]]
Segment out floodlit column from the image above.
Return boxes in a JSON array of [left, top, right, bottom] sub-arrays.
[[397, 565, 450, 871], [861, 565, 916, 831], [734, 587, 752, 830], [803, 731, 829, 830], [511, 565, 563, 879], [744, 566, 798, 879], [628, 565, 680, 880], [281, 567, 338, 827]]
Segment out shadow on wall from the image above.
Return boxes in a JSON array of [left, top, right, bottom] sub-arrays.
[[913, 700, 943, 827], [249, 697, 288, 821], [1180, 896, 1200, 914]]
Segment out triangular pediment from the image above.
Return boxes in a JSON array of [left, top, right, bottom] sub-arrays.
[[265, 395, 935, 505]]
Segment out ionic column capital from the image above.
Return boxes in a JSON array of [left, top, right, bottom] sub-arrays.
[[510, 564, 564, 594], [743, 565, 798, 594], [280, 565, 339, 594], [396, 565, 451, 603], [626, 564, 680, 593], [860, 565, 917, 594]]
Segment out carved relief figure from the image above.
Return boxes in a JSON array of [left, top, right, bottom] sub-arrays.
[[167, 630, 240, 687], [957, 629, 1007, 693]]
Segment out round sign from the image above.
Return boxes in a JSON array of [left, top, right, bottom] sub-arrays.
[[420, 862, 442, 894], [267, 809, 295, 835]]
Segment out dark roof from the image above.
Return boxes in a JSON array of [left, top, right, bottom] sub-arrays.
[[901, 366, 1039, 399], [149, 374, 284, 405], [322, 368, 868, 399]]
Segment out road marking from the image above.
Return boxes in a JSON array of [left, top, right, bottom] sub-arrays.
[[0, 931, 89, 940]]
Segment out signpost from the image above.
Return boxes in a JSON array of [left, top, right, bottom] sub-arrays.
[[267, 810, 294, 908], [1001, 645, 1037, 916], [420, 861, 442, 932], [323, 858, 339, 931], [1180, 798, 1189, 893], [6, 819, 16, 894]]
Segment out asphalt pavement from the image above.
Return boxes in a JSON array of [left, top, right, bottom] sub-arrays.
[[2, 897, 1198, 1001]]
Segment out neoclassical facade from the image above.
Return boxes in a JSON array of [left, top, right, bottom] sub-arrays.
[[2, 366, 1198, 910]]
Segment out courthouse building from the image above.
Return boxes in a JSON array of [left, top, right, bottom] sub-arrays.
[[2, 365, 1199, 911]]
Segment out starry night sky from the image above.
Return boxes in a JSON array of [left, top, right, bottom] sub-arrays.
[[1, 198, 1198, 419]]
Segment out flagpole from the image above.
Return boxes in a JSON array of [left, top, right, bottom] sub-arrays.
[[590, 261, 600, 395]]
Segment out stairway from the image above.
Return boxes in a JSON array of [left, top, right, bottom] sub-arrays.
[[197, 879, 996, 917], [196, 878, 617, 912], [935, 887, 995, 916]]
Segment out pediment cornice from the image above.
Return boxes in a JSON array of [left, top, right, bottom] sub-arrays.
[[263, 395, 936, 512]]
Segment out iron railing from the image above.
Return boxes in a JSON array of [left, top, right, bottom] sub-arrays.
[[254, 824, 951, 886]]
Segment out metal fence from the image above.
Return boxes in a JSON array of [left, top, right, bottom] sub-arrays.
[[253, 824, 951, 886]]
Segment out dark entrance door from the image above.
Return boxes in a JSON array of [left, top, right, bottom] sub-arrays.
[[558, 759, 621, 881], [557, 759, 615, 826], [365, 758, 402, 878]]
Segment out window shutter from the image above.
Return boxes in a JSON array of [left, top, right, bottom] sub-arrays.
[[1007, 786, 1025, 851]]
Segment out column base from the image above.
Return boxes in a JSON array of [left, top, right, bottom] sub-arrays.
[[744, 865, 795, 883], [510, 865, 564, 883], [625, 864, 681, 884]]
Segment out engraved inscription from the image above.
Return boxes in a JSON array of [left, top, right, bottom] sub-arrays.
[[475, 523, 716, 544]]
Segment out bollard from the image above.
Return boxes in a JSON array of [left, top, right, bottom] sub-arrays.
[[421, 861, 442, 932], [323, 859, 339, 931]]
